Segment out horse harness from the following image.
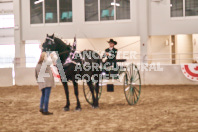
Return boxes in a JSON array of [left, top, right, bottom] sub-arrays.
[[63, 50, 85, 66]]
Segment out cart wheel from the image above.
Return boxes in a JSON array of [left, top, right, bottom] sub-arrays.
[[124, 63, 141, 105], [83, 78, 103, 105]]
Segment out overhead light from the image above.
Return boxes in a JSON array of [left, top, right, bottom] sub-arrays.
[[170, 4, 173, 7], [111, 2, 120, 6], [34, 0, 44, 5]]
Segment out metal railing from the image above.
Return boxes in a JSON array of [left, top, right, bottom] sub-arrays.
[[0, 52, 198, 68], [145, 53, 198, 64], [0, 57, 39, 68]]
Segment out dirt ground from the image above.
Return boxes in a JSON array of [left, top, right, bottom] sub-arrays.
[[0, 85, 198, 132]]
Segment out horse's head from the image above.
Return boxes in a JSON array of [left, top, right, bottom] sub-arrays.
[[41, 34, 72, 63], [42, 34, 56, 52]]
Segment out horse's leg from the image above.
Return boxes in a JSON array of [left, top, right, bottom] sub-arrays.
[[72, 81, 81, 111], [94, 75, 100, 108], [87, 80, 96, 108], [62, 82, 70, 111]]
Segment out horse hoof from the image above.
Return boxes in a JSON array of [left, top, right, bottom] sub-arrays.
[[63, 107, 70, 111], [92, 106, 99, 109], [75, 107, 81, 112]]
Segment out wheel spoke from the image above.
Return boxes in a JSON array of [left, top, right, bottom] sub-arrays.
[[127, 71, 131, 82], [124, 64, 141, 105], [83, 79, 102, 105], [125, 86, 130, 92], [131, 64, 134, 82], [134, 77, 140, 83], [133, 86, 140, 94], [133, 87, 136, 104], [88, 91, 92, 101], [133, 70, 138, 81], [126, 86, 131, 99], [133, 87, 138, 101], [130, 88, 134, 104], [86, 88, 90, 96]]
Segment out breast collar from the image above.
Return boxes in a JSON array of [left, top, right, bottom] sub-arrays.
[[64, 51, 84, 65]]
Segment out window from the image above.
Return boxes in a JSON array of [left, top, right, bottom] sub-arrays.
[[170, 0, 198, 17], [30, 0, 73, 24], [85, 0, 131, 21], [30, 0, 43, 24], [45, 0, 57, 23], [170, 0, 183, 17], [85, 0, 98, 21], [0, 15, 14, 28], [59, 0, 72, 22], [116, 0, 130, 20], [100, 0, 114, 21], [185, 0, 198, 16]]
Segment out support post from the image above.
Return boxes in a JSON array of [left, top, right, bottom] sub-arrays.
[[14, 0, 26, 68], [138, 0, 150, 64]]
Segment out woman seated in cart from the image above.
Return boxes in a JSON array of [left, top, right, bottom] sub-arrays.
[[102, 39, 118, 68], [102, 39, 119, 76]]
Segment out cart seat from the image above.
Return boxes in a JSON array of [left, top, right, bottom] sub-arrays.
[[115, 59, 127, 62]]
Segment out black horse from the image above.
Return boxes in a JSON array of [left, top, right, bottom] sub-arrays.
[[42, 34, 102, 111]]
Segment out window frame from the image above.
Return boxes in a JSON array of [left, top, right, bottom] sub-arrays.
[[170, 0, 198, 19], [84, 0, 132, 23], [30, 0, 73, 25]]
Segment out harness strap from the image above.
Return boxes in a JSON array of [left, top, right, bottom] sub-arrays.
[[64, 51, 83, 65], [46, 37, 55, 42]]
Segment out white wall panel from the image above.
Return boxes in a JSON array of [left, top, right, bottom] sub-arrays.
[[150, 0, 198, 35], [0, 68, 13, 87], [143, 65, 198, 85], [15, 67, 37, 85]]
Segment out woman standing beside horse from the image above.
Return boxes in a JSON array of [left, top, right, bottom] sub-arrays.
[[35, 52, 55, 115]]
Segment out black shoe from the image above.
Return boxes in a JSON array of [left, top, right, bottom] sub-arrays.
[[39, 109, 43, 113], [42, 111, 53, 115]]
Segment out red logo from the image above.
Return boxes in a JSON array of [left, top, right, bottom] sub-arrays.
[[181, 64, 198, 81], [51, 66, 61, 82], [194, 66, 198, 71]]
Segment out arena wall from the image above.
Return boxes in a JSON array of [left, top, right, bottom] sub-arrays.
[[0, 68, 13, 87], [12, 65, 198, 86], [15, 67, 65, 86], [15, 67, 37, 85], [143, 65, 198, 85]]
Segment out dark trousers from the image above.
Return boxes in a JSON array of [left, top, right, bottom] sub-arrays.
[[104, 59, 117, 68], [103, 60, 119, 75]]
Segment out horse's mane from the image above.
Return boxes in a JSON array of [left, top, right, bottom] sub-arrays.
[[54, 37, 67, 47], [54, 37, 71, 51]]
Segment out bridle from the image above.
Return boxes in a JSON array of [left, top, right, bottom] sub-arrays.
[[46, 37, 55, 42]]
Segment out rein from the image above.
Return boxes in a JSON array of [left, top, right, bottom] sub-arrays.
[[58, 50, 70, 55]]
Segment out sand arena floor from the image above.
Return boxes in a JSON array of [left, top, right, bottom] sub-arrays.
[[0, 85, 198, 132]]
